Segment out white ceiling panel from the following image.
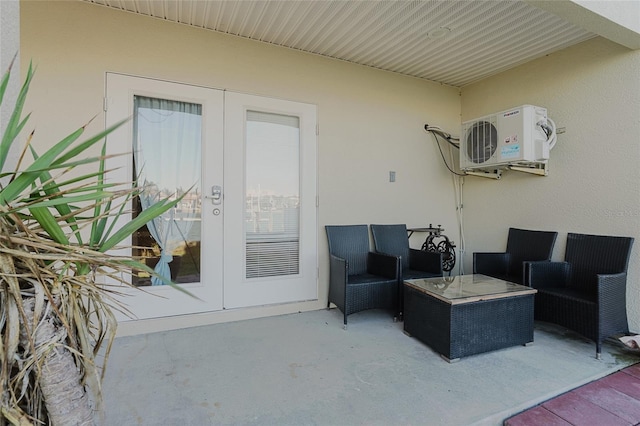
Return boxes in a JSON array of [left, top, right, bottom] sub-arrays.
[[81, 0, 596, 87]]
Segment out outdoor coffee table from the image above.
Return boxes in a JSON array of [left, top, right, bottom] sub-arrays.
[[403, 274, 537, 362]]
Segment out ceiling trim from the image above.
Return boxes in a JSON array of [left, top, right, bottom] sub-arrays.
[[527, 0, 640, 50]]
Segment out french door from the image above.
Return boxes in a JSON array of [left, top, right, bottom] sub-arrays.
[[223, 93, 318, 308], [106, 74, 317, 320]]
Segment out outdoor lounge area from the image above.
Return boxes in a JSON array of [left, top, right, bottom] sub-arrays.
[[104, 224, 638, 424], [2, 1, 639, 425], [325, 224, 635, 363], [102, 308, 639, 425]]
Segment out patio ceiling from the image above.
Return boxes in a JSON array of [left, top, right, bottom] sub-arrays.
[[81, 0, 598, 87]]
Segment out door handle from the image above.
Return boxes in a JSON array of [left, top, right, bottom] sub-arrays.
[[205, 185, 222, 205]]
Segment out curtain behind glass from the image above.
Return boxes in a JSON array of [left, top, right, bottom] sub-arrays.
[[133, 96, 202, 286]]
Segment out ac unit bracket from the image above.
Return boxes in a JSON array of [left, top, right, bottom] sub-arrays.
[[508, 162, 548, 176], [465, 170, 503, 180]]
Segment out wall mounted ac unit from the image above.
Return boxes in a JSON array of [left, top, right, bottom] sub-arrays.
[[460, 105, 550, 171]]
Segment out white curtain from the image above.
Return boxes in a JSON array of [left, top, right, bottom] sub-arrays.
[[133, 96, 202, 286]]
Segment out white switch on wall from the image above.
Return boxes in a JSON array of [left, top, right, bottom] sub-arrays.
[[389, 171, 396, 182]]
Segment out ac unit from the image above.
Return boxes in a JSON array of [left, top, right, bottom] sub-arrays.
[[460, 105, 550, 171]]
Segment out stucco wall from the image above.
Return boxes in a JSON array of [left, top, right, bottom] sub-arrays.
[[20, 1, 461, 333], [0, 0, 20, 173], [461, 37, 640, 331], [23, 2, 638, 335]]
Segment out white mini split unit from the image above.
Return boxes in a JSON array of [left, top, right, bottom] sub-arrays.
[[460, 105, 555, 177]]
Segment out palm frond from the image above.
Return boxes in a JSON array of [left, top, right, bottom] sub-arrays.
[[0, 61, 33, 173], [1, 62, 193, 424]]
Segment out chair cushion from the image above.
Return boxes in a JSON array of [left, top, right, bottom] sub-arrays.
[[345, 275, 398, 315], [348, 273, 396, 286], [537, 286, 596, 303], [535, 288, 597, 342]]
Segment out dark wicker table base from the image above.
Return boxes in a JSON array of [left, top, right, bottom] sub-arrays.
[[403, 284, 535, 362]]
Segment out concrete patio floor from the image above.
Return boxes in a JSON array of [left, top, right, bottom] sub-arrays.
[[102, 308, 639, 425]]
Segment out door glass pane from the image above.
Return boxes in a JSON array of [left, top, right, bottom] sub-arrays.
[[245, 111, 300, 278], [131, 96, 202, 286]]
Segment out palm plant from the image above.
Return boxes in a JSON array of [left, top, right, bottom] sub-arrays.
[[0, 60, 182, 425]]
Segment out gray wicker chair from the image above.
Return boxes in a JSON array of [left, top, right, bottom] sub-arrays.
[[370, 224, 443, 320], [325, 225, 400, 328], [528, 233, 634, 359], [473, 228, 558, 285]]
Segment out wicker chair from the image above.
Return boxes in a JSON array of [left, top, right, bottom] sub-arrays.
[[473, 228, 558, 285], [325, 225, 400, 328], [370, 224, 443, 320], [528, 233, 634, 359]]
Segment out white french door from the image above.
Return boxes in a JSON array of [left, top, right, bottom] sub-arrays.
[[106, 74, 317, 320], [223, 92, 318, 308], [106, 74, 224, 319]]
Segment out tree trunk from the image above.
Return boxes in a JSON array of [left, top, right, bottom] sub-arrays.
[[22, 300, 94, 426]]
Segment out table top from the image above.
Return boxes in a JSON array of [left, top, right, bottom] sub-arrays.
[[404, 274, 537, 305]]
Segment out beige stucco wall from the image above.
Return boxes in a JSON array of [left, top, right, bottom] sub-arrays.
[[22, 2, 638, 335], [0, 0, 20, 173], [20, 1, 461, 334], [461, 37, 640, 331]]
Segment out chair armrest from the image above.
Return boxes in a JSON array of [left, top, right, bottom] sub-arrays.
[[596, 272, 627, 304], [329, 254, 347, 279], [367, 251, 400, 280], [329, 254, 348, 305], [473, 252, 509, 276], [409, 249, 443, 275], [527, 261, 570, 289], [597, 272, 629, 334]]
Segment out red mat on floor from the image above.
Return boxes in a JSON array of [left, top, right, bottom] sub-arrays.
[[505, 363, 640, 425]]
